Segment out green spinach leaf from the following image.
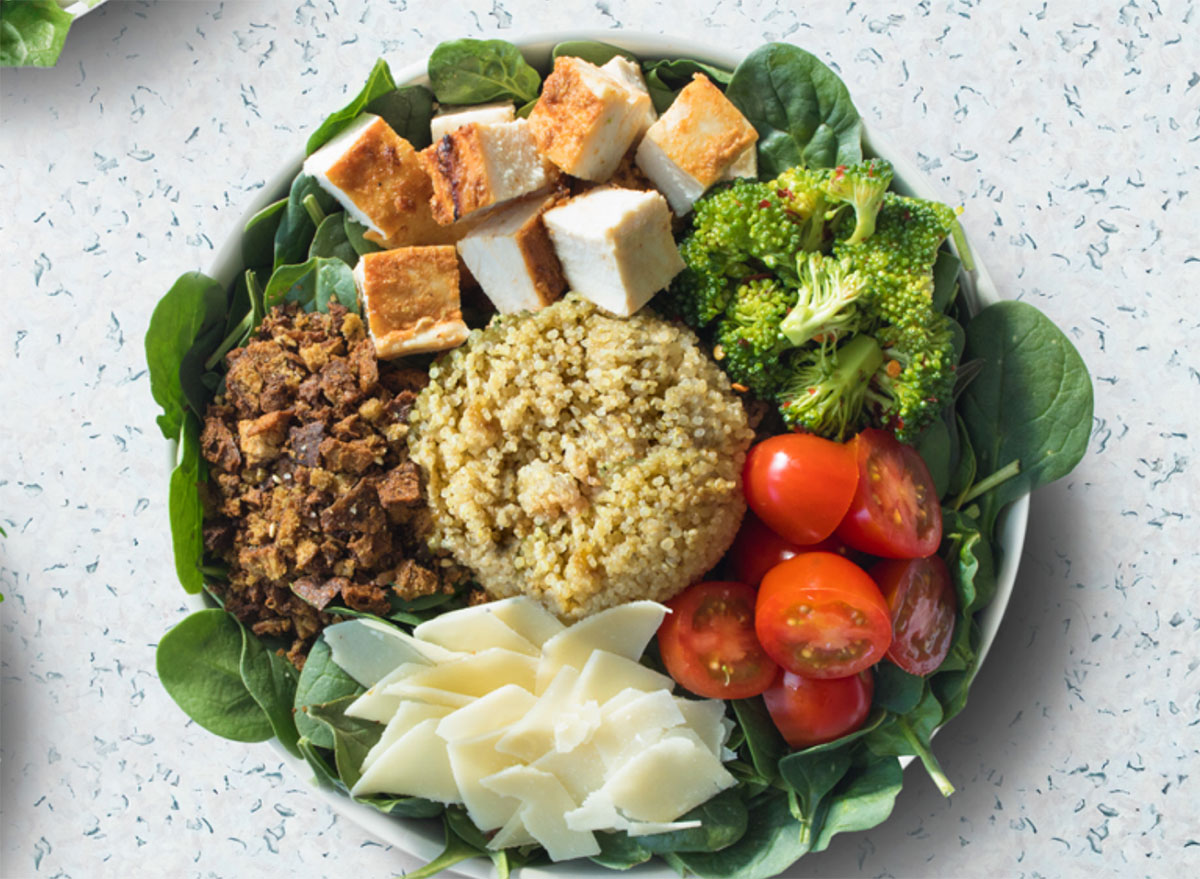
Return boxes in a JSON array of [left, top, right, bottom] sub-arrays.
[[0, 0, 73, 67], [725, 42, 862, 175], [145, 272, 226, 440], [730, 697, 788, 784], [941, 506, 996, 615], [810, 755, 904, 852], [307, 695, 383, 790], [913, 415, 953, 500], [263, 256, 359, 314], [306, 57, 396, 154], [156, 609, 273, 742], [959, 300, 1093, 534], [404, 811, 491, 879], [308, 212, 358, 265], [593, 831, 653, 870], [167, 413, 205, 595], [293, 637, 363, 750], [239, 628, 301, 757], [343, 215, 384, 258], [643, 58, 734, 114], [634, 788, 747, 853], [551, 39, 636, 67], [274, 173, 337, 269], [428, 38, 541, 106], [931, 249, 961, 313], [675, 789, 808, 879], [863, 685, 954, 796], [365, 84, 436, 150], [297, 736, 343, 790], [241, 197, 287, 274]]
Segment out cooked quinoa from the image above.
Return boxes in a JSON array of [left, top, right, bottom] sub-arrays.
[[408, 295, 755, 619]]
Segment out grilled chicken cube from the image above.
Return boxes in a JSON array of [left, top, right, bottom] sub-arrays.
[[421, 119, 555, 225], [353, 246, 468, 359], [599, 56, 657, 138], [541, 188, 684, 317], [634, 74, 758, 215], [456, 196, 566, 314], [303, 113, 454, 249], [528, 56, 653, 183], [430, 101, 516, 143]]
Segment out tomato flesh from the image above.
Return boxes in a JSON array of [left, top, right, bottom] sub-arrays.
[[755, 552, 892, 679], [658, 581, 779, 700], [836, 428, 943, 558], [763, 668, 874, 748], [742, 434, 859, 546], [871, 556, 958, 676]]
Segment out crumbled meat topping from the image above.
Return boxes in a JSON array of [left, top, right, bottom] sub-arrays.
[[199, 303, 466, 663]]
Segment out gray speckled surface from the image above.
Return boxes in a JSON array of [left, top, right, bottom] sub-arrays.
[[1, 1, 1197, 877]]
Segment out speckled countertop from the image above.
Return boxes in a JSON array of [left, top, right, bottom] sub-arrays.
[[1, 1, 1196, 877]]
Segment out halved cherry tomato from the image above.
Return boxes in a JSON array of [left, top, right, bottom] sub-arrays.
[[726, 512, 853, 586], [658, 581, 779, 699], [755, 552, 892, 679], [871, 556, 958, 676], [742, 434, 858, 546], [836, 428, 942, 559], [763, 668, 874, 748]]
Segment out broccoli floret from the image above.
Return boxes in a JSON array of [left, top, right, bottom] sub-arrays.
[[779, 252, 866, 347], [824, 159, 894, 246], [865, 315, 958, 442], [712, 277, 796, 396], [777, 334, 885, 440], [772, 165, 834, 254], [838, 193, 958, 280]]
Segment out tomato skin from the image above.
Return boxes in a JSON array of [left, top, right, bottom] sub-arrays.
[[658, 581, 779, 700], [836, 428, 943, 559], [726, 512, 856, 586], [871, 556, 958, 676], [763, 668, 874, 748], [742, 434, 859, 546], [755, 552, 892, 679]]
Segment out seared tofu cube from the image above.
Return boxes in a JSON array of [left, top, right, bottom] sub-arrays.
[[541, 188, 684, 316], [352, 246, 469, 359], [430, 101, 516, 143], [720, 144, 758, 181], [600, 56, 657, 137], [634, 74, 759, 215], [303, 113, 454, 248], [528, 56, 653, 182], [456, 196, 566, 314], [420, 119, 555, 225]]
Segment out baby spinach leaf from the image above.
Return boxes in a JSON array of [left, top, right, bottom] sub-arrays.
[[308, 212, 358, 265], [357, 791, 445, 819], [959, 300, 1093, 534], [167, 413, 205, 595], [947, 413, 978, 499], [263, 256, 359, 315], [593, 831, 653, 870], [145, 272, 226, 440], [941, 507, 996, 615], [913, 415, 952, 500], [156, 609, 274, 742], [297, 736, 343, 790], [731, 697, 788, 784], [931, 249, 961, 313], [239, 628, 301, 757], [809, 755, 904, 853], [0, 0, 73, 68], [428, 38, 541, 106], [242, 197, 287, 274], [778, 745, 851, 847], [404, 811, 490, 879], [344, 215, 384, 258], [551, 39, 636, 67], [274, 173, 338, 269], [306, 57, 396, 155], [293, 636, 363, 750], [635, 788, 748, 854], [930, 617, 981, 722], [863, 686, 954, 796], [642, 57, 734, 114], [676, 789, 809, 879], [307, 696, 382, 790], [365, 84, 436, 150], [726, 42, 862, 176], [872, 662, 925, 714]]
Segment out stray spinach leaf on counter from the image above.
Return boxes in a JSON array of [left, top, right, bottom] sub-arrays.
[[0, 0, 73, 68], [427, 38, 541, 107], [726, 42, 863, 175]]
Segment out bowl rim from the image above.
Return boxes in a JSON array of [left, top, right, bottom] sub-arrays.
[[189, 28, 1028, 879]]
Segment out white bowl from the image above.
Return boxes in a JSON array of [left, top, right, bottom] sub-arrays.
[[191, 30, 1027, 879]]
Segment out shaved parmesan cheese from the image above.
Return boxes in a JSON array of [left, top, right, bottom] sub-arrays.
[[323, 618, 459, 686], [327, 598, 735, 861]]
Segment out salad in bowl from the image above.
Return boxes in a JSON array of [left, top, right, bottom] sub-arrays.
[[145, 32, 1092, 879]]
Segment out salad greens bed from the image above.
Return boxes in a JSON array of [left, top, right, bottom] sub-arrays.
[[0, 0, 102, 67], [146, 38, 1093, 879]]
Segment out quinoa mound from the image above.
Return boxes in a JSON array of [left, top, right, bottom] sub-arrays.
[[408, 295, 755, 620]]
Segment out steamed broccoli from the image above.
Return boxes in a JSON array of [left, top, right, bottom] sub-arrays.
[[712, 277, 796, 396], [778, 334, 884, 440], [865, 317, 958, 441], [779, 252, 865, 347], [824, 159, 894, 246]]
